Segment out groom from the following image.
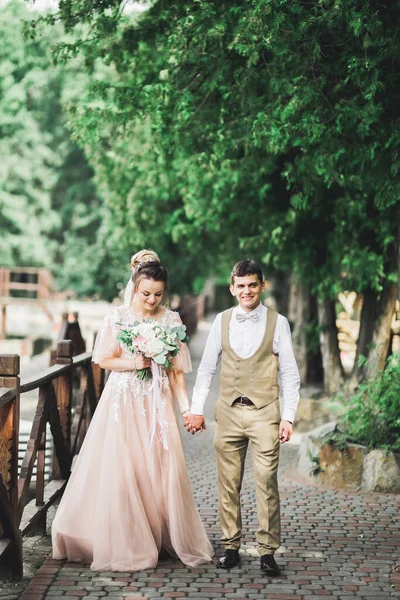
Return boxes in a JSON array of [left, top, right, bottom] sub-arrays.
[[186, 259, 300, 575]]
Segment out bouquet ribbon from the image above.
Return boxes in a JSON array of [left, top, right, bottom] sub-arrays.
[[149, 361, 169, 451]]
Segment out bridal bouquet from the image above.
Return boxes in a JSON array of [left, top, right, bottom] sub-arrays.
[[116, 318, 189, 381]]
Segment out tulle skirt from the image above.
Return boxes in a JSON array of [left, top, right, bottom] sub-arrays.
[[51, 372, 213, 571]]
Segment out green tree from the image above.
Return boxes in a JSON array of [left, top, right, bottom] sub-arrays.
[[0, 0, 61, 266], [35, 0, 400, 386], [0, 0, 111, 298]]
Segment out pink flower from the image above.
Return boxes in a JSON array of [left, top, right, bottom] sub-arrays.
[[134, 336, 149, 353]]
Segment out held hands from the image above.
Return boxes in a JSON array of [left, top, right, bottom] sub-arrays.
[[279, 420, 293, 444], [183, 412, 206, 435]]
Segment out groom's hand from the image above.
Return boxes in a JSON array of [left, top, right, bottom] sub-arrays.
[[279, 420, 293, 444], [185, 413, 206, 435]]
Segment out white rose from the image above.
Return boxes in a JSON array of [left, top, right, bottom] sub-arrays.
[[146, 338, 165, 356], [137, 323, 156, 339]]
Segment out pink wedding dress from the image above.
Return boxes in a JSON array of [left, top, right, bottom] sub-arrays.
[[52, 306, 213, 571]]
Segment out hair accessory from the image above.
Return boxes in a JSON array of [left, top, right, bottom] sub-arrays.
[[136, 258, 157, 268]]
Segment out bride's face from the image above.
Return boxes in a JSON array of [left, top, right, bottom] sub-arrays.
[[135, 278, 164, 313]]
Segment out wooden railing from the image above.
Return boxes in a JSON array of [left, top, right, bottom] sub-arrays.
[[0, 267, 53, 301], [0, 342, 103, 579]]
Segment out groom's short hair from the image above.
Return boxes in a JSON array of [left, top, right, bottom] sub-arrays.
[[231, 260, 264, 285]]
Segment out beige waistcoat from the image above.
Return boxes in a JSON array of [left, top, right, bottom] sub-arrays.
[[219, 307, 279, 409]]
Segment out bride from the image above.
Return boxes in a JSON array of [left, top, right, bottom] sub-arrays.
[[52, 249, 213, 571]]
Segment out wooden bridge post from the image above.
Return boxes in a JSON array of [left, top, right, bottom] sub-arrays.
[[0, 355, 22, 579], [1, 304, 6, 340], [91, 332, 104, 400], [52, 341, 73, 480]]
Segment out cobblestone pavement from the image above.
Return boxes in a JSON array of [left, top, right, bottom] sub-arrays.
[[2, 318, 400, 600]]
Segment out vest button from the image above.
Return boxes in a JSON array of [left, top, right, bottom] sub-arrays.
[[250, 378, 254, 382], [250, 361, 254, 366], [250, 386, 253, 391]]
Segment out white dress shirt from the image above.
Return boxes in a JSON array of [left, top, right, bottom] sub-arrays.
[[191, 303, 300, 423]]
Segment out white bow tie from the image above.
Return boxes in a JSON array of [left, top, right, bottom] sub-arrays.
[[236, 311, 259, 323]]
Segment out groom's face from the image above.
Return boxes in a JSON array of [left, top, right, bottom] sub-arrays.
[[230, 274, 264, 312]]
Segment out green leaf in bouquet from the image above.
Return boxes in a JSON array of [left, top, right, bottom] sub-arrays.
[[165, 344, 177, 351], [154, 352, 168, 364]]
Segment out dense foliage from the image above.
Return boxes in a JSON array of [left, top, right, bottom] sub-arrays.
[[340, 354, 400, 451], [1, 1, 399, 390], [38, 0, 399, 303], [0, 1, 113, 297]]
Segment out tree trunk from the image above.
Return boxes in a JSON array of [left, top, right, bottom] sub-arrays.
[[271, 271, 291, 317], [307, 294, 324, 385], [286, 276, 323, 386], [318, 298, 343, 394], [365, 281, 398, 380], [351, 288, 376, 383], [287, 276, 309, 384]]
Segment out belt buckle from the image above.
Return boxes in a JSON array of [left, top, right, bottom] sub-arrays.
[[239, 395, 247, 405]]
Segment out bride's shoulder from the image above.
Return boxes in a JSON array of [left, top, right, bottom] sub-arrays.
[[104, 304, 125, 322], [161, 308, 182, 325]]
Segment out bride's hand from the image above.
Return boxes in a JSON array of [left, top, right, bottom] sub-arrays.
[[183, 412, 191, 429], [132, 354, 152, 370], [185, 414, 206, 435]]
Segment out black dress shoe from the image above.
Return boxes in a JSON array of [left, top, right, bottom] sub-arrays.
[[260, 554, 280, 576], [217, 549, 240, 569]]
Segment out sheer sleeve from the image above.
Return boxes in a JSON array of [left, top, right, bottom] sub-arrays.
[[168, 311, 192, 373], [92, 308, 122, 364]]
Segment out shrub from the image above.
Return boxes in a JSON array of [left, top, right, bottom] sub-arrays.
[[340, 353, 400, 452]]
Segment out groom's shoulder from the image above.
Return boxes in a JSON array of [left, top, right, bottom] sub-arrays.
[[215, 307, 234, 320], [220, 307, 234, 316], [267, 307, 290, 330]]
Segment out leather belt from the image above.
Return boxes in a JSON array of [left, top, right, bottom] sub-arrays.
[[233, 396, 254, 406]]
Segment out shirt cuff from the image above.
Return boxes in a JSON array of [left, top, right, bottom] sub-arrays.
[[281, 408, 296, 424], [190, 399, 205, 415]]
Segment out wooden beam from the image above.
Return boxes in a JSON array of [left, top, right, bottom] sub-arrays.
[[46, 383, 71, 479], [0, 476, 22, 580], [52, 341, 73, 479], [20, 480, 65, 536], [0, 356, 20, 521], [18, 387, 47, 517]]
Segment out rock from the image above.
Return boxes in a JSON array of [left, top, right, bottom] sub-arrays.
[[361, 449, 400, 492], [297, 422, 400, 493], [319, 442, 366, 489], [297, 422, 337, 480]]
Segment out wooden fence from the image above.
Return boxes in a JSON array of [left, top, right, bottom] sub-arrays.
[[0, 268, 53, 301], [0, 342, 103, 579]]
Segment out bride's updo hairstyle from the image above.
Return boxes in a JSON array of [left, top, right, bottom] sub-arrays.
[[130, 249, 168, 297]]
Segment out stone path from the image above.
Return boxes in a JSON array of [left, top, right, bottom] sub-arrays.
[[1, 318, 400, 600]]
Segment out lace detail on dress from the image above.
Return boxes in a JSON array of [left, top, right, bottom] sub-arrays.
[[107, 369, 168, 424], [97, 306, 184, 450]]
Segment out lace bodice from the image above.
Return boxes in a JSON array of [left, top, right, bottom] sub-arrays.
[[91, 305, 192, 437], [92, 305, 192, 373]]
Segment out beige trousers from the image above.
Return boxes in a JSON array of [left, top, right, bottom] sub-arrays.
[[214, 399, 280, 556]]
